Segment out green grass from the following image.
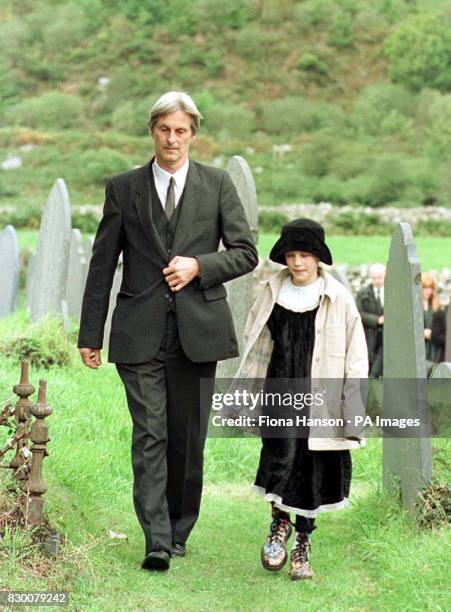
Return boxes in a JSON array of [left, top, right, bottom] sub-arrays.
[[259, 234, 451, 270], [13, 230, 451, 271], [0, 351, 449, 610]]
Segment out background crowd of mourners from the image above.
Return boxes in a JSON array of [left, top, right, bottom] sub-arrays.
[[356, 264, 448, 377]]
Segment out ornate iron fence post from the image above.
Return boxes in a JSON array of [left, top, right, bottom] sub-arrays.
[[10, 360, 34, 482], [24, 379, 52, 525]]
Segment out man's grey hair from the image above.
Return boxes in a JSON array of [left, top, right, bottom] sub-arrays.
[[369, 263, 385, 276], [148, 91, 203, 134]]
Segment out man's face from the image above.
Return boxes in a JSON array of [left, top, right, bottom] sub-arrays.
[[151, 110, 195, 171], [370, 271, 385, 289], [285, 250, 319, 286]]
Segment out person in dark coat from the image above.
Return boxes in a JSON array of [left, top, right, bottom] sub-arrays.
[[422, 272, 446, 366], [356, 263, 385, 378], [77, 91, 258, 571]]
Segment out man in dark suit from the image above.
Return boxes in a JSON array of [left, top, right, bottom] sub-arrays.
[[356, 263, 385, 378], [78, 91, 258, 571]]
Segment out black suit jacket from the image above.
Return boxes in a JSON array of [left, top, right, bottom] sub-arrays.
[[77, 159, 258, 363], [355, 283, 383, 363]]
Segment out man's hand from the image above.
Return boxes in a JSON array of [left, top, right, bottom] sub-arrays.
[[424, 328, 432, 341], [79, 348, 102, 369], [163, 256, 200, 292], [378, 315, 384, 325]]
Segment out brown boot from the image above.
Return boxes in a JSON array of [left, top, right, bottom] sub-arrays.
[[261, 514, 293, 571], [289, 532, 314, 580]]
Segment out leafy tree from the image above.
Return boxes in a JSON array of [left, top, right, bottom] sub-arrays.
[[384, 13, 451, 91]]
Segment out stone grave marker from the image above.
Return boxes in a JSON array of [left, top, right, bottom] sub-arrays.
[[103, 258, 123, 352], [0, 225, 20, 318], [65, 229, 88, 322], [382, 223, 431, 511], [330, 264, 353, 295], [431, 362, 451, 379], [26, 251, 37, 310], [83, 236, 94, 266], [217, 156, 259, 379], [29, 179, 72, 322]]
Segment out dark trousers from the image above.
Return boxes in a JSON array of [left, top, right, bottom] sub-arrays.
[[116, 311, 217, 554]]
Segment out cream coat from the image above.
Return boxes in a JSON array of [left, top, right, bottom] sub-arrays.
[[231, 267, 369, 451]]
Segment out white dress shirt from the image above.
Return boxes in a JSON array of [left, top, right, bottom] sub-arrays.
[[152, 158, 189, 211], [374, 286, 384, 307]]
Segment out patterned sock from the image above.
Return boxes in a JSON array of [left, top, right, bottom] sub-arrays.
[[292, 531, 311, 550], [271, 503, 290, 522]]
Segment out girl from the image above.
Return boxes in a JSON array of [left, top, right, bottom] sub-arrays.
[[235, 219, 368, 580], [421, 272, 446, 366]]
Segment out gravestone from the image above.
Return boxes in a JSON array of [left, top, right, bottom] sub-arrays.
[[382, 223, 431, 511], [217, 156, 259, 379], [65, 229, 88, 322], [0, 225, 20, 318], [431, 362, 451, 379], [83, 236, 94, 266], [103, 258, 123, 352], [330, 264, 353, 295], [26, 252, 37, 310], [445, 305, 451, 362], [29, 179, 72, 322]]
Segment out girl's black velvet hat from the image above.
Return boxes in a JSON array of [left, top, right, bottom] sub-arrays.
[[269, 218, 333, 265]]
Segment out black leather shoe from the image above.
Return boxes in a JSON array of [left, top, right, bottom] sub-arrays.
[[170, 543, 186, 558], [142, 550, 170, 571]]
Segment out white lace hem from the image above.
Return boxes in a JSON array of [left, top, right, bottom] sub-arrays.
[[252, 485, 349, 518]]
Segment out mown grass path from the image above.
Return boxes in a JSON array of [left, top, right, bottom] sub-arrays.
[[0, 360, 449, 611]]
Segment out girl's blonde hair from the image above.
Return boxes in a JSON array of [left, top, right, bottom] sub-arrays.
[[421, 272, 440, 312]]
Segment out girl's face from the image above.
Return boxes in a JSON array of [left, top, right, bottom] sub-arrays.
[[422, 286, 433, 302], [285, 251, 319, 286]]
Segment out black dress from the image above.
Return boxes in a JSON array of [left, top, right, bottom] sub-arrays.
[[254, 302, 352, 517]]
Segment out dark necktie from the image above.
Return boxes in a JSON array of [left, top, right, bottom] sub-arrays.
[[165, 177, 175, 220], [376, 288, 382, 311]]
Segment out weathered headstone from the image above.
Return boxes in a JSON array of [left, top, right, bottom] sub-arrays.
[[83, 236, 94, 266], [330, 264, 353, 294], [0, 225, 20, 318], [26, 251, 37, 310], [382, 223, 431, 511], [431, 362, 451, 379], [65, 229, 88, 322], [103, 258, 123, 352], [217, 156, 259, 379], [29, 179, 72, 322], [445, 304, 451, 362]]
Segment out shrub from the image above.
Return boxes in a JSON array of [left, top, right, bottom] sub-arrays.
[[298, 53, 329, 75], [204, 103, 255, 136], [259, 97, 341, 136], [329, 12, 354, 48], [299, 131, 338, 177], [384, 13, 451, 91], [330, 211, 392, 235], [111, 100, 152, 136], [10, 92, 85, 131], [423, 94, 451, 160], [311, 175, 348, 205], [258, 210, 289, 233], [416, 220, 451, 237], [361, 156, 409, 207], [351, 82, 415, 136], [77, 149, 130, 185], [41, 3, 90, 54], [0, 205, 41, 229], [0, 315, 72, 369], [72, 206, 102, 234]]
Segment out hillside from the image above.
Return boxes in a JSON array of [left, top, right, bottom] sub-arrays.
[[0, 0, 450, 215]]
